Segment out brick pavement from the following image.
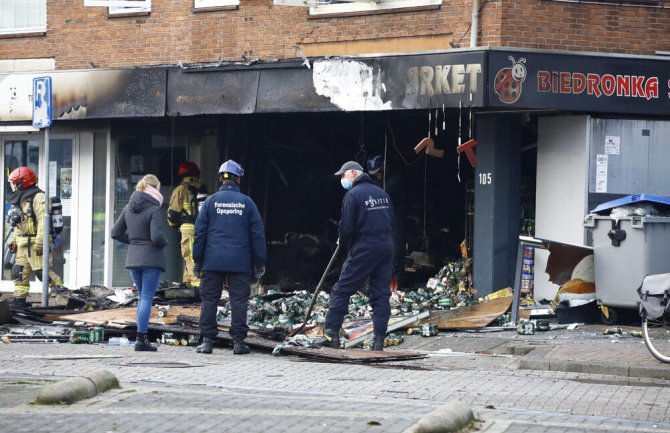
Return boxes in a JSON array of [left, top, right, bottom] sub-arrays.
[[2, 321, 670, 432], [1, 339, 670, 432]]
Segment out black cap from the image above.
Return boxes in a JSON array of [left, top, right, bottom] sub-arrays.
[[334, 161, 364, 176]]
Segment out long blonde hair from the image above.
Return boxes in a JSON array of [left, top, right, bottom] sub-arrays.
[[136, 174, 161, 192]]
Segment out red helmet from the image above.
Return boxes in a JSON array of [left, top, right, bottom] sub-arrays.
[[178, 161, 200, 178], [9, 167, 38, 190]]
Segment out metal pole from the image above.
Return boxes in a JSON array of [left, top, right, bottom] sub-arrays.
[[42, 127, 50, 307], [470, 0, 479, 48]]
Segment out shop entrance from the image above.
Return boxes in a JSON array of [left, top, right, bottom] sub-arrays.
[[0, 132, 92, 294]]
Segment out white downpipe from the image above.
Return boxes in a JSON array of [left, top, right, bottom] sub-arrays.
[[470, 0, 479, 48]]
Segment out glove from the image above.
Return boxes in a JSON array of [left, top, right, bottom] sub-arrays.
[[193, 263, 202, 279], [33, 242, 44, 256], [8, 242, 16, 253], [254, 265, 266, 279]]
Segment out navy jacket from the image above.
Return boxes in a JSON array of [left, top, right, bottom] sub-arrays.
[[111, 191, 168, 270], [193, 183, 267, 273], [339, 173, 394, 247]]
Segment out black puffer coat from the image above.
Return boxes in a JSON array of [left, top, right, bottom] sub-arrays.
[[111, 191, 168, 270]]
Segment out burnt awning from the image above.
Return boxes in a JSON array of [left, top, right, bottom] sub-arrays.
[[3, 48, 670, 122], [166, 51, 487, 115]]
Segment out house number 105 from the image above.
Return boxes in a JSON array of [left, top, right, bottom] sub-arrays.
[[479, 172, 492, 185]]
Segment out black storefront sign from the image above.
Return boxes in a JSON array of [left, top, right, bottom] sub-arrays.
[[167, 51, 487, 114], [374, 51, 486, 109], [487, 50, 670, 115]]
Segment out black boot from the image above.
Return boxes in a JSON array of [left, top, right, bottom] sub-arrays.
[[135, 333, 157, 352], [9, 298, 28, 311], [233, 340, 250, 355], [315, 328, 341, 349], [196, 337, 214, 354], [371, 334, 385, 351]]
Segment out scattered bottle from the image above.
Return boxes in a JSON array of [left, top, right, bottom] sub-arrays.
[[108, 337, 131, 346]]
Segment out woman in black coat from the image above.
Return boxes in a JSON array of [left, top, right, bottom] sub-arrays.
[[111, 174, 167, 351]]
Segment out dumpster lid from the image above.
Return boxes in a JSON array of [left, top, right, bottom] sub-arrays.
[[590, 194, 670, 214]]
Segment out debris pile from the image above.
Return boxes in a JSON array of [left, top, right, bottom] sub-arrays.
[[243, 291, 330, 332], [215, 259, 478, 336]]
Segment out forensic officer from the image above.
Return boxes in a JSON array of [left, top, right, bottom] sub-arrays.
[[7, 167, 63, 310], [318, 161, 394, 351], [168, 161, 201, 288], [193, 160, 267, 355]]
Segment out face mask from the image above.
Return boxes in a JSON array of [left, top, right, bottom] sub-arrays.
[[340, 178, 353, 190]]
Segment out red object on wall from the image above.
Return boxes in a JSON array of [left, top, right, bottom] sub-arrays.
[[456, 138, 479, 167]]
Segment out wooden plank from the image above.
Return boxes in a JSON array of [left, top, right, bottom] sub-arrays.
[[414, 296, 513, 330], [56, 306, 202, 327], [147, 324, 426, 362], [245, 335, 426, 362]]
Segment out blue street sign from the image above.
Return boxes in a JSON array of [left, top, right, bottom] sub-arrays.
[[32, 76, 52, 129]]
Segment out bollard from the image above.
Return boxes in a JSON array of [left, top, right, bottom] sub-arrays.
[[33, 370, 120, 405]]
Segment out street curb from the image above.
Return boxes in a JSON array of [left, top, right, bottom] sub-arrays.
[[403, 400, 474, 433], [33, 370, 120, 405], [518, 347, 670, 380]]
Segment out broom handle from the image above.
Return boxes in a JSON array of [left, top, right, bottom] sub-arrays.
[[290, 242, 342, 337]]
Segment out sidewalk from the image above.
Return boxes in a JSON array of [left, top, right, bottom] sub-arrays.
[[390, 324, 670, 380]]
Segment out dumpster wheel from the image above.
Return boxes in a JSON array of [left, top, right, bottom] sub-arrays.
[[600, 306, 619, 325]]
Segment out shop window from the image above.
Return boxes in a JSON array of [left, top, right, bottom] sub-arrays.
[[0, 0, 46, 36], [2, 139, 39, 282], [111, 131, 187, 287], [90, 133, 107, 285], [48, 139, 74, 283], [194, 0, 239, 10]]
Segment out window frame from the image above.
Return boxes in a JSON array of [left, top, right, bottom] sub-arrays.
[[0, 0, 47, 36], [106, 0, 151, 16], [308, 0, 441, 17], [193, 0, 239, 9]]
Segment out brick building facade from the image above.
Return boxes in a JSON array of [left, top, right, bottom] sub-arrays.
[[2, 0, 668, 69]]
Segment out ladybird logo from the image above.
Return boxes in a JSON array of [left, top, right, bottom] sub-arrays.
[[494, 56, 527, 104]]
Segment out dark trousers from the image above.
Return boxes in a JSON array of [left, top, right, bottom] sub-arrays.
[[199, 271, 251, 341], [325, 237, 393, 336]]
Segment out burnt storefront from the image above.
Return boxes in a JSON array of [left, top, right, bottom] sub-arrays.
[[1, 48, 670, 301]]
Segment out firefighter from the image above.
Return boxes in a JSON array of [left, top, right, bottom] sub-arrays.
[[317, 161, 394, 351], [168, 161, 201, 288], [192, 160, 267, 355], [7, 167, 63, 310]]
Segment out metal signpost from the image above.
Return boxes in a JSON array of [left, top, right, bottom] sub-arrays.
[[32, 76, 52, 307]]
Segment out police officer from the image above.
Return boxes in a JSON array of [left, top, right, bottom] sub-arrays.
[[193, 160, 267, 355], [168, 161, 201, 288], [7, 167, 63, 310], [367, 155, 408, 288], [318, 161, 394, 351]]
